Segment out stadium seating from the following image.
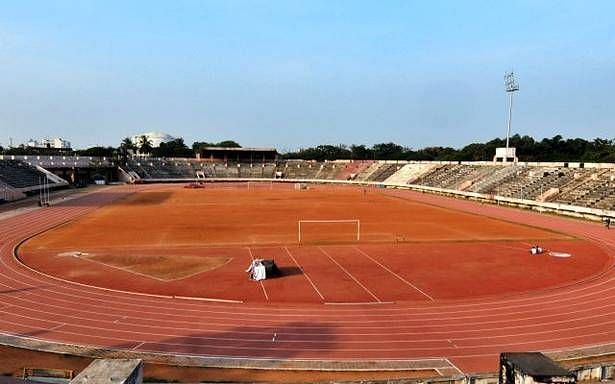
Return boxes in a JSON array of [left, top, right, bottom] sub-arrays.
[[553, 169, 615, 209], [385, 163, 439, 184], [484, 167, 577, 200], [0, 160, 57, 189], [313, 161, 346, 180], [278, 160, 321, 179], [336, 160, 374, 180], [119, 158, 614, 212], [412, 164, 475, 189], [366, 163, 401, 182]]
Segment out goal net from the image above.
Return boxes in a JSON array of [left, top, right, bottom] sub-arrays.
[[298, 219, 360, 244], [247, 181, 274, 190]]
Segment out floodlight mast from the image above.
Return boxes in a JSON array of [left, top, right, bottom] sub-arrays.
[[504, 71, 519, 150]]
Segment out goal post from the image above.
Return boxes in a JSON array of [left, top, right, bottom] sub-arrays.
[[298, 219, 360, 243]]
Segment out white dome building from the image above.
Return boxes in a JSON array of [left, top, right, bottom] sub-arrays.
[[130, 132, 175, 148]]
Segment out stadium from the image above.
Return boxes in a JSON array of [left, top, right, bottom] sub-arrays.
[[2, 2, 615, 383], [0, 154, 614, 383]]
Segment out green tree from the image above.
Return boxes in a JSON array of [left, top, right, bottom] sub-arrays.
[[215, 140, 241, 148], [192, 141, 212, 153], [118, 137, 136, 164], [138, 135, 153, 155], [76, 146, 115, 157], [152, 138, 193, 158], [350, 145, 373, 160], [372, 142, 405, 160]]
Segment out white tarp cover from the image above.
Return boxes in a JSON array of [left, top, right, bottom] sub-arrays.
[[246, 259, 267, 281]]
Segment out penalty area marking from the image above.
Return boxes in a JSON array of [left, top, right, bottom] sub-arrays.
[[318, 246, 381, 303], [283, 247, 325, 301], [72, 254, 171, 282], [353, 246, 435, 302]]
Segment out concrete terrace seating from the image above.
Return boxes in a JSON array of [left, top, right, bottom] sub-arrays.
[[413, 164, 466, 189], [278, 160, 321, 179], [313, 161, 348, 180], [385, 163, 439, 184], [486, 167, 577, 201], [127, 160, 192, 178], [467, 165, 521, 194], [366, 163, 400, 182], [1, 155, 114, 169], [336, 161, 374, 180], [553, 170, 615, 210], [353, 162, 384, 181], [120, 158, 614, 211], [0, 160, 55, 189], [126, 159, 280, 179]]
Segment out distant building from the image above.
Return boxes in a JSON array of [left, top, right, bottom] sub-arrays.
[[130, 132, 174, 148], [26, 137, 72, 149], [199, 147, 278, 162]]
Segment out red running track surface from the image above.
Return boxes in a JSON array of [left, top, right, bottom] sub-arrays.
[[0, 185, 614, 374]]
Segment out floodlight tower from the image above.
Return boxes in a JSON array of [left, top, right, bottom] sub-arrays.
[[504, 71, 519, 150]]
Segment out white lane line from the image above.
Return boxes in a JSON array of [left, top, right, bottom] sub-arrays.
[[318, 246, 381, 303], [325, 301, 395, 305], [247, 247, 269, 301], [354, 246, 435, 302], [132, 341, 145, 350], [49, 323, 65, 331], [284, 247, 325, 301], [446, 357, 464, 374]]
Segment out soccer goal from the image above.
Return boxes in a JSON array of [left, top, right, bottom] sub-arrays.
[[298, 219, 360, 244], [247, 181, 274, 190]]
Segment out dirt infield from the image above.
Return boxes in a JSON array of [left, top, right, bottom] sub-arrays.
[[17, 184, 609, 303]]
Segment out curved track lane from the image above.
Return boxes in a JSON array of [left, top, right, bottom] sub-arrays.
[[0, 186, 614, 374]]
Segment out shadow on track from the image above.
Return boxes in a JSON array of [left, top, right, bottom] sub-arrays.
[[132, 321, 338, 360]]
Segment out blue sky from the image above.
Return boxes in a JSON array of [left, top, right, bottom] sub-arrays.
[[0, 1, 613, 151]]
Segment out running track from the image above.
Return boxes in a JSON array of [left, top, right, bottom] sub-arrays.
[[0, 186, 614, 374]]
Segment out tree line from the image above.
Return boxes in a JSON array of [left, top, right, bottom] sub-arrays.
[[282, 135, 615, 163], [1, 134, 614, 163], [0, 137, 242, 159]]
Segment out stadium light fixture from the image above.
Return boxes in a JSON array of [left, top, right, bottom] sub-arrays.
[[504, 71, 519, 150]]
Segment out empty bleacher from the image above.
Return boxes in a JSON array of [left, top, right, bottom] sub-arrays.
[[336, 161, 374, 180], [384, 163, 439, 184], [482, 167, 577, 200], [120, 158, 615, 212], [366, 163, 401, 182], [413, 164, 470, 189], [0, 160, 56, 189], [553, 169, 615, 210], [278, 160, 321, 179], [313, 161, 347, 180]]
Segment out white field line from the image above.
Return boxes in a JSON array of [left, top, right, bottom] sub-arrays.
[[354, 246, 435, 302], [283, 247, 325, 301], [247, 247, 269, 301], [318, 247, 381, 303]]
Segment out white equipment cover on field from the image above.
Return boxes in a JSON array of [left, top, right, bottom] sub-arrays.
[[246, 259, 267, 281]]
